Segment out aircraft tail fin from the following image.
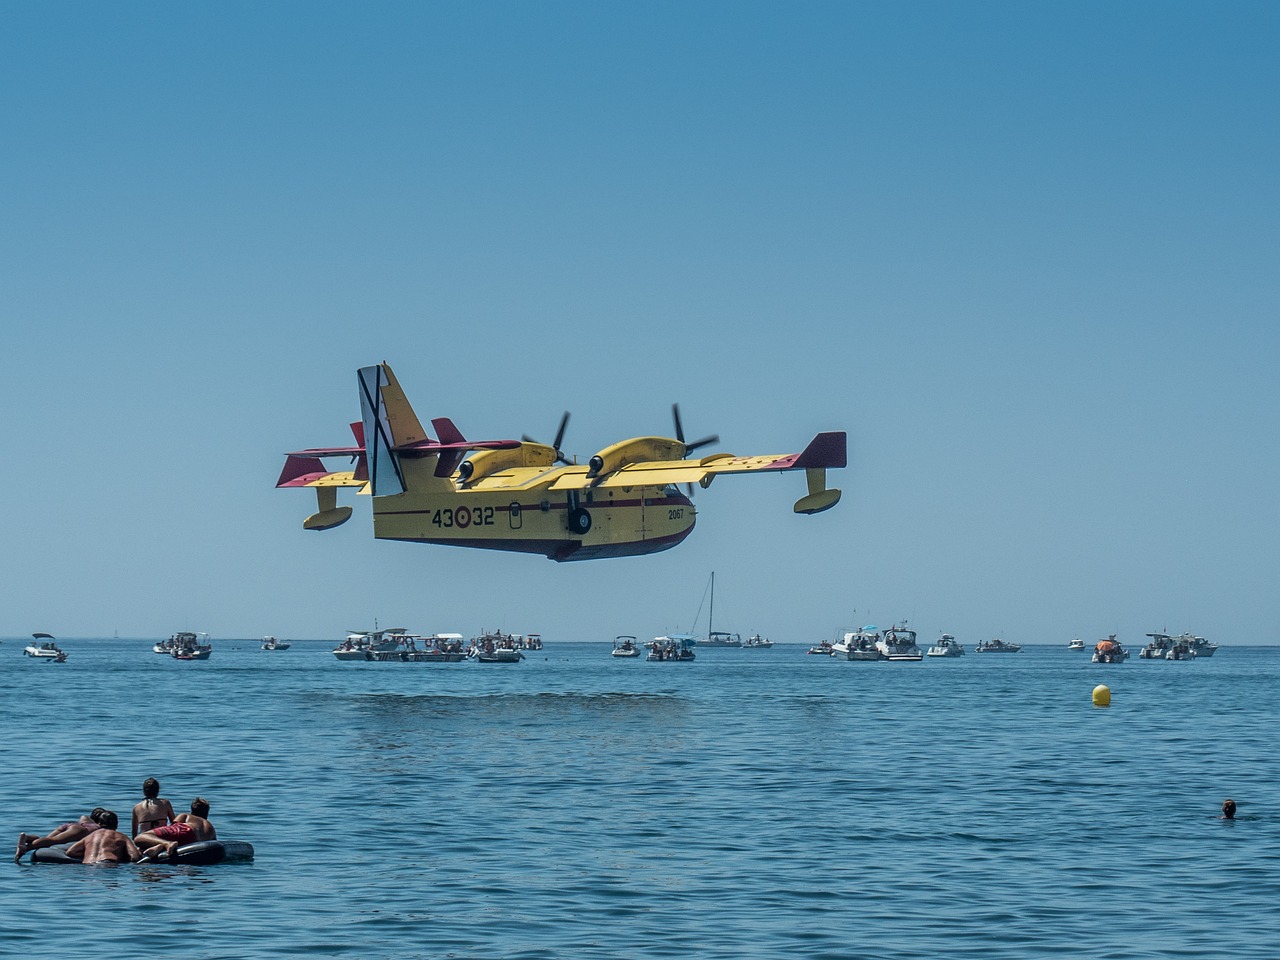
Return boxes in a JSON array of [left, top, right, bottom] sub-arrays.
[[358, 363, 424, 496]]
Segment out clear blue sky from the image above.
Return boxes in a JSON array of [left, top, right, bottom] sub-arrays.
[[2, 1, 1276, 643]]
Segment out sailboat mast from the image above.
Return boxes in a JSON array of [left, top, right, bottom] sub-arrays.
[[709, 571, 715, 636]]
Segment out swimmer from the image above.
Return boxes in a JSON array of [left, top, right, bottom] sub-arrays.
[[136, 797, 216, 861], [65, 810, 141, 864], [1222, 798, 1236, 820], [131, 777, 176, 837], [15, 808, 109, 862]]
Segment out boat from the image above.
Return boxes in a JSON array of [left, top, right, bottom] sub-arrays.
[[24, 636, 66, 662], [876, 623, 923, 661], [170, 632, 213, 660], [1067, 638, 1086, 651], [1184, 634, 1218, 658], [742, 634, 773, 649], [522, 633, 544, 651], [1092, 635, 1128, 663], [468, 630, 525, 663], [1139, 632, 1173, 659], [974, 637, 1022, 654], [690, 572, 743, 647], [611, 636, 641, 657], [332, 627, 409, 661], [646, 634, 696, 661], [833, 628, 885, 661], [702, 631, 743, 647], [806, 640, 835, 656], [260, 636, 292, 651], [403, 634, 468, 662], [926, 633, 965, 657]]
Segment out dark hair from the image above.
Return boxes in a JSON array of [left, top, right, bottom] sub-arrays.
[[191, 797, 210, 818], [98, 810, 119, 830], [90, 807, 108, 824], [143, 778, 160, 798]]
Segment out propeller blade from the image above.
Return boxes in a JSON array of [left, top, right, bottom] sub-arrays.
[[684, 434, 719, 454], [672, 403, 685, 444], [524, 414, 572, 465], [553, 412, 570, 453]]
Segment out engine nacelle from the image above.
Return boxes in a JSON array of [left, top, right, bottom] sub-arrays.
[[458, 443, 558, 485], [585, 437, 685, 480]]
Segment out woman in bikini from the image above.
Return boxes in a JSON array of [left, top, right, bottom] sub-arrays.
[[131, 777, 176, 837]]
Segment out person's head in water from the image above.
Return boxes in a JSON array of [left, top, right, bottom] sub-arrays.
[[143, 778, 161, 799], [1223, 798, 1236, 820]]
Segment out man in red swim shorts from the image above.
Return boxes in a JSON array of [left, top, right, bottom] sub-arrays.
[[135, 797, 216, 861]]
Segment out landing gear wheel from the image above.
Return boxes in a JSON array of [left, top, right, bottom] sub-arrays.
[[568, 508, 592, 535]]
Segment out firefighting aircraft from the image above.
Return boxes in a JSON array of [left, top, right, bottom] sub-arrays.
[[277, 363, 846, 562]]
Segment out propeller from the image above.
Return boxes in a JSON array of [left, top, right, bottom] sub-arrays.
[[523, 411, 572, 465], [672, 403, 719, 497], [672, 404, 718, 454]]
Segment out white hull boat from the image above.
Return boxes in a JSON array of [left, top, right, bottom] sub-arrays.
[[926, 634, 964, 657]]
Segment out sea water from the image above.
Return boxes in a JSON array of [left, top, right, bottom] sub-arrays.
[[2, 640, 1278, 959]]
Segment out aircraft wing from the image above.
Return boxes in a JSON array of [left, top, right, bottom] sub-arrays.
[[591, 431, 847, 488]]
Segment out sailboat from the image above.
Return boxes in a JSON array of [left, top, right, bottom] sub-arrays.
[[697, 572, 742, 647]]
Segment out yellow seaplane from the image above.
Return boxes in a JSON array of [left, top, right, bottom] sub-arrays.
[[277, 363, 846, 562]]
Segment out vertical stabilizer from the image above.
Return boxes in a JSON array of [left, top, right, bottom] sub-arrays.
[[358, 365, 407, 496]]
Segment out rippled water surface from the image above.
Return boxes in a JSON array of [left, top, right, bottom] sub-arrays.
[[3, 640, 1278, 959]]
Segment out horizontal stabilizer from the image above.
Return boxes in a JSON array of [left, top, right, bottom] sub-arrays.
[[277, 456, 331, 488]]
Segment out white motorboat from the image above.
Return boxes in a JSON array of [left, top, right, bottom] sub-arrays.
[[1092, 636, 1128, 663], [260, 636, 292, 651], [806, 641, 835, 656], [469, 631, 525, 663], [1184, 634, 1217, 657], [646, 634, 696, 661], [743, 634, 774, 649], [877, 623, 923, 661], [25, 636, 66, 661], [926, 633, 965, 657], [1068, 638, 1086, 651], [974, 637, 1022, 654], [611, 636, 641, 657], [834, 628, 885, 661]]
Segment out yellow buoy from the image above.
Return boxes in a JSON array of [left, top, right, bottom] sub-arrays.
[[1092, 684, 1111, 707]]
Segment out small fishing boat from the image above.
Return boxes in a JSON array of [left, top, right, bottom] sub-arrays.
[[877, 623, 923, 661], [1092, 636, 1128, 663], [974, 637, 1022, 654], [1068, 638, 1086, 651], [260, 636, 292, 651], [806, 640, 835, 656], [742, 634, 774, 649], [611, 636, 641, 657], [926, 634, 965, 657]]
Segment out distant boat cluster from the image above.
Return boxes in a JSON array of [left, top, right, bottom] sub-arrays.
[[16, 626, 1222, 667], [330, 628, 542, 664]]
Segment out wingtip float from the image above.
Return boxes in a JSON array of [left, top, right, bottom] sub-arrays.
[[278, 362, 846, 561]]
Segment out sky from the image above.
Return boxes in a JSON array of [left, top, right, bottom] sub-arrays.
[[2, 1, 1277, 644]]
